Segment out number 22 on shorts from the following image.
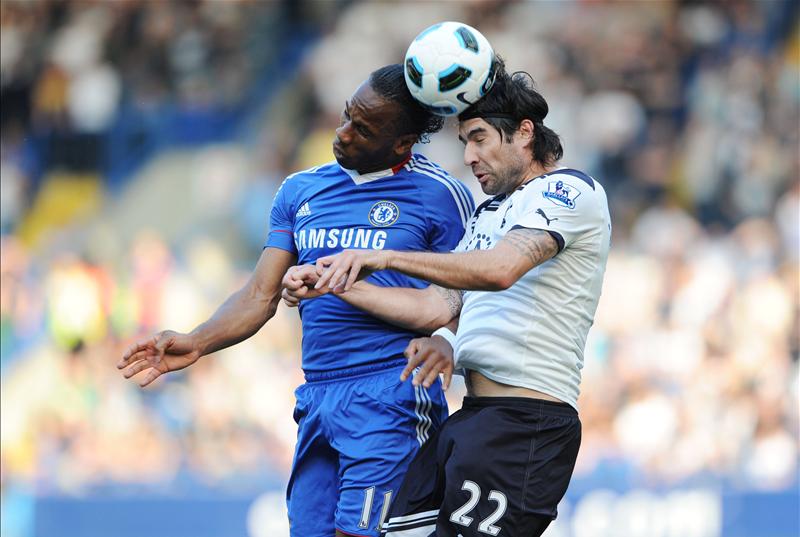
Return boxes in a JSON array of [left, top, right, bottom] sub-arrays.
[[450, 480, 508, 536]]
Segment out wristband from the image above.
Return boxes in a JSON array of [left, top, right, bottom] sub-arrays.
[[431, 327, 456, 348]]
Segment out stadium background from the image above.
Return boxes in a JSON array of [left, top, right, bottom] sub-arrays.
[[1, 1, 797, 536]]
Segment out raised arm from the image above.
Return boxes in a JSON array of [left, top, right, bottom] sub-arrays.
[[118, 247, 297, 386], [314, 227, 558, 293]]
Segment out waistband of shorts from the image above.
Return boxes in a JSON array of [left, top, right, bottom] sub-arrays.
[[462, 395, 578, 417], [303, 358, 407, 383]]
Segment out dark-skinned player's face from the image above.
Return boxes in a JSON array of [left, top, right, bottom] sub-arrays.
[[333, 83, 408, 174]]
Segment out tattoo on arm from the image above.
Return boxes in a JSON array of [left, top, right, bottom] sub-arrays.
[[502, 228, 559, 266], [434, 285, 463, 318]]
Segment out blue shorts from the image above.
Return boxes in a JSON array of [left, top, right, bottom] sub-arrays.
[[287, 359, 448, 537]]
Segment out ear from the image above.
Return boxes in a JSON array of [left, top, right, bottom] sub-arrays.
[[394, 133, 418, 156], [517, 119, 535, 142]]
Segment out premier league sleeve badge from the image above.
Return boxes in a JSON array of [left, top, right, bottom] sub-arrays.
[[542, 180, 580, 209]]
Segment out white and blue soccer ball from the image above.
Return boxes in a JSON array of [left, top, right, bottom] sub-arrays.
[[404, 21, 497, 116]]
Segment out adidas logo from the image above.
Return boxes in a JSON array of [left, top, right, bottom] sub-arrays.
[[295, 202, 311, 217]]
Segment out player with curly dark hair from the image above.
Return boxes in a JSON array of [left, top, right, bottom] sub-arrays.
[[119, 64, 474, 537]]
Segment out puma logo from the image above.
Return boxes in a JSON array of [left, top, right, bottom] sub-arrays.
[[536, 208, 558, 225]]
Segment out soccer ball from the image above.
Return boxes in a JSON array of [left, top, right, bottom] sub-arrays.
[[404, 21, 497, 116]]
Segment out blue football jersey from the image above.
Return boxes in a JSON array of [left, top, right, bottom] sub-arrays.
[[266, 153, 474, 373]]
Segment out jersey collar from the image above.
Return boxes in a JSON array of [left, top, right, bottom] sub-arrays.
[[516, 166, 569, 191], [341, 154, 412, 185]]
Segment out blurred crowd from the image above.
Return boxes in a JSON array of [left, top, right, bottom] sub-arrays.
[[1, 0, 798, 509], [0, 0, 313, 214]]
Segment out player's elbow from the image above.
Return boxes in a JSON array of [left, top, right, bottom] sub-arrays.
[[415, 298, 455, 334], [468, 273, 509, 291], [417, 311, 455, 335], [487, 275, 513, 291], [484, 265, 522, 291], [245, 282, 280, 321], [266, 295, 280, 319]]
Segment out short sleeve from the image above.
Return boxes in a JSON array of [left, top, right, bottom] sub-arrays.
[[264, 178, 297, 254], [512, 173, 602, 252], [426, 178, 475, 253]]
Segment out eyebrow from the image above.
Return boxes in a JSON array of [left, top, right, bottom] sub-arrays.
[[344, 101, 374, 136], [458, 127, 488, 144]]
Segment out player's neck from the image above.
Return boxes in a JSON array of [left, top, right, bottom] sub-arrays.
[[356, 153, 412, 176], [513, 160, 555, 190]]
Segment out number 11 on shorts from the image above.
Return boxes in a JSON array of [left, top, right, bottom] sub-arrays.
[[359, 487, 393, 530]]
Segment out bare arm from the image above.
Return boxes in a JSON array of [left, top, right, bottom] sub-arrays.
[[339, 283, 462, 334], [282, 264, 461, 334], [316, 227, 558, 292], [192, 247, 297, 355], [118, 247, 296, 386]]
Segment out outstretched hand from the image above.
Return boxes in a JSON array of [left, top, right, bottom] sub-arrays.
[[401, 335, 455, 390], [314, 249, 387, 293], [117, 330, 201, 387]]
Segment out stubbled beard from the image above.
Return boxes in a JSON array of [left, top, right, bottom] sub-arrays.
[[484, 160, 526, 195]]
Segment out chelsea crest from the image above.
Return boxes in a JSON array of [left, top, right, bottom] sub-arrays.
[[368, 201, 400, 227]]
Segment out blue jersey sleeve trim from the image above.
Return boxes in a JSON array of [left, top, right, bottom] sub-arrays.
[[265, 229, 296, 253], [267, 170, 298, 253]]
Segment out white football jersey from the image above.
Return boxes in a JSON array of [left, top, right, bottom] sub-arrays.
[[453, 168, 611, 410]]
